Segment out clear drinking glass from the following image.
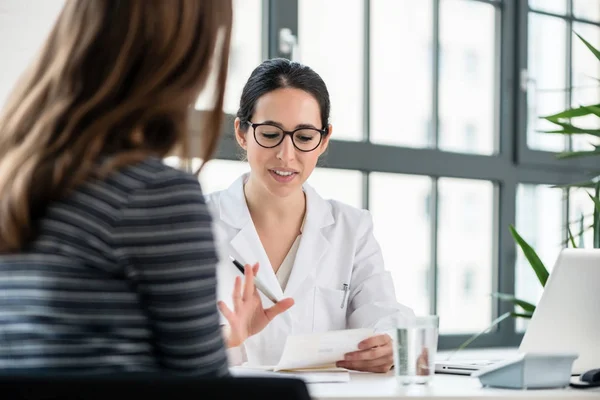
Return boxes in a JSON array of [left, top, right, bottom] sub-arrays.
[[392, 315, 439, 385]]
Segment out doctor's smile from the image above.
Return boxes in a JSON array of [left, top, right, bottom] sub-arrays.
[[268, 168, 299, 183], [206, 58, 414, 374]]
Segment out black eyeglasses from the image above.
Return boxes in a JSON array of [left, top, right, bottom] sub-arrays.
[[244, 121, 328, 152]]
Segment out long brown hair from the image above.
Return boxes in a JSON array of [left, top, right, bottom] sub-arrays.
[[0, 0, 232, 253]]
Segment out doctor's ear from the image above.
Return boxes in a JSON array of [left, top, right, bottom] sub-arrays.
[[318, 124, 332, 156], [234, 117, 248, 150]]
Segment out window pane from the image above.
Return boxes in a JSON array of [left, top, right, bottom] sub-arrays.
[[299, 0, 363, 141], [515, 184, 564, 332], [573, 0, 600, 22], [527, 14, 568, 152], [195, 0, 262, 113], [370, 0, 432, 148], [369, 173, 431, 316], [571, 23, 600, 151], [528, 0, 567, 15], [198, 159, 250, 195], [437, 178, 494, 334], [568, 187, 595, 249], [0, 0, 64, 107], [439, 0, 497, 155], [307, 168, 362, 209]]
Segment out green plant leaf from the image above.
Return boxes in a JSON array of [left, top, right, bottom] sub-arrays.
[[551, 180, 599, 189], [491, 292, 536, 313], [556, 148, 600, 159], [538, 123, 600, 136], [448, 312, 512, 359], [567, 227, 578, 248], [583, 104, 600, 118], [562, 221, 594, 247], [579, 212, 586, 248], [565, 211, 594, 225], [588, 193, 600, 212], [511, 312, 533, 319], [509, 225, 549, 287], [575, 32, 600, 63], [542, 104, 600, 122], [541, 129, 600, 136]]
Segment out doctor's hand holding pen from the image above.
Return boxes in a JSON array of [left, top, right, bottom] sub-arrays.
[[217, 263, 295, 348], [337, 334, 394, 373]]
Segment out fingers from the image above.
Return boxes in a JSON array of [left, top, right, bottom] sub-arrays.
[[217, 301, 235, 322], [344, 342, 390, 362], [264, 298, 295, 321], [339, 338, 394, 372], [232, 276, 242, 309], [336, 357, 393, 373], [242, 265, 256, 301], [252, 262, 259, 275], [358, 334, 392, 350]]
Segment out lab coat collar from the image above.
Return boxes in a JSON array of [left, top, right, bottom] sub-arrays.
[[218, 173, 334, 231], [217, 172, 334, 311]]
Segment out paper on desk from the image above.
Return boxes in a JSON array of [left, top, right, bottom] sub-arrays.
[[282, 370, 350, 383], [274, 328, 375, 371], [231, 365, 350, 383]]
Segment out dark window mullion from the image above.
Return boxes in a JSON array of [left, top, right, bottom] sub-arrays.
[[430, 178, 439, 316], [267, 0, 298, 59], [433, 0, 441, 149], [261, 0, 270, 60], [362, 0, 370, 211], [362, 172, 370, 211], [566, 0, 574, 153], [430, 0, 440, 316], [494, 0, 519, 344], [363, 0, 371, 143], [564, 0, 573, 239]]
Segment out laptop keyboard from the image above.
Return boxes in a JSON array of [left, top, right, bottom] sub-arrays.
[[461, 360, 497, 366]]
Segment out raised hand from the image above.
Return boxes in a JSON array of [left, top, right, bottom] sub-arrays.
[[218, 263, 294, 348]]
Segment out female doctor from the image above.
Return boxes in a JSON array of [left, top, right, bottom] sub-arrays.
[[206, 58, 414, 373]]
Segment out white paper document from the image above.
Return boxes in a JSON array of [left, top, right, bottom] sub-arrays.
[[240, 328, 375, 379], [273, 328, 375, 371]]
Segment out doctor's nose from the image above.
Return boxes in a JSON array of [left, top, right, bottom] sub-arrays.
[[276, 135, 296, 162]]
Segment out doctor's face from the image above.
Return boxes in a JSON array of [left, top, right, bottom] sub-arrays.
[[236, 87, 330, 198]]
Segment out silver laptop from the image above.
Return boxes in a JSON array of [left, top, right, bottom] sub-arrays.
[[435, 248, 600, 376]]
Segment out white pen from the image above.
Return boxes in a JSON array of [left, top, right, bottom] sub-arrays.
[[229, 255, 280, 303]]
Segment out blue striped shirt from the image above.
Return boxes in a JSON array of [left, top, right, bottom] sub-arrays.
[[0, 157, 229, 376]]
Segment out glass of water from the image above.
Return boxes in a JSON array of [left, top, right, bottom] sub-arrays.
[[392, 315, 439, 385]]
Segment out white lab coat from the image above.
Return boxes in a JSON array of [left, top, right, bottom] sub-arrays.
[[205, 174, 415, 366]]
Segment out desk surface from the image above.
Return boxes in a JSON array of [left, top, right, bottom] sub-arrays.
[[308, 372, 600, 400], [231, 348, 600, 399], [311, 348, 599, 399]]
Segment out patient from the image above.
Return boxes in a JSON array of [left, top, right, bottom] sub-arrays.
[[0, 0, 235, 375]]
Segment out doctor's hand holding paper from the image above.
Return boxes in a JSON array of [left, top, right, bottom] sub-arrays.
[[205, 58, 415, 373], [336, 333, 395, 373]]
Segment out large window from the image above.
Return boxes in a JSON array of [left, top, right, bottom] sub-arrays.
[[0, 0, 65, 107], [195, 0, 263, 114]]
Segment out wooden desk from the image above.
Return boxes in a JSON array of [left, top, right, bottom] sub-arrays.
[[308, 372, 600, 400]]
